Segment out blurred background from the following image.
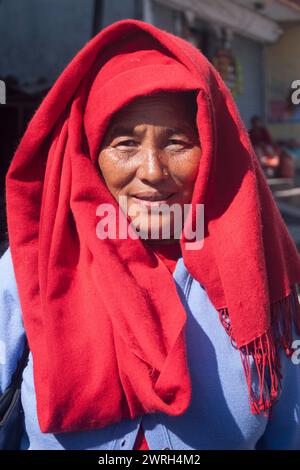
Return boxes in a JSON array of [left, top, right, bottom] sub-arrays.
[[1, 0, 300, 255]]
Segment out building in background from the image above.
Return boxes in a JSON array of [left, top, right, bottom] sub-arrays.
[[265, 21, 300, 141], [140, 0, 300, 129], [1, 0, 300, 144]]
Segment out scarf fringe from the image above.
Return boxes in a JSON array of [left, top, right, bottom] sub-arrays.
[[218, 285, 300, 415]]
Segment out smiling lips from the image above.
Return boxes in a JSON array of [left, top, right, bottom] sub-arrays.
[[131, 191, 175, 207]]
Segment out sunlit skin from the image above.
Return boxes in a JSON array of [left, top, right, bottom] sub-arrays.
[[98, 91, 202, 244]]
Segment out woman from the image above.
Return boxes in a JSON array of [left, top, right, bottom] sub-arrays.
[[1, 19, 300, 450]]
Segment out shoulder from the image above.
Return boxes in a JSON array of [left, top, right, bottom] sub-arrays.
[[0, 246, 22, 315], [0, 247, 26, 393]]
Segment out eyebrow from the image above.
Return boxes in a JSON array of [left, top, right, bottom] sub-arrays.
[[107, 125, 196, 140]]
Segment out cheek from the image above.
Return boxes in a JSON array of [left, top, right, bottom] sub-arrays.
[[170, 148, 201, 185], [98, 151, 135, 195]]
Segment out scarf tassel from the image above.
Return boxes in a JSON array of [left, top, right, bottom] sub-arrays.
[[218, 285, 300, 415]]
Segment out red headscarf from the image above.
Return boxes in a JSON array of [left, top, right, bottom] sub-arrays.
[[5, 19, 300, 433]]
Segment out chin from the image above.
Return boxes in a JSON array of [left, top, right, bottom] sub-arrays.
[[130, 215, 180, 241]]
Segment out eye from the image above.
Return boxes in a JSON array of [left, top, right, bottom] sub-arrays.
[[167, 139, 189, 148], [114, 139, 138, 149]]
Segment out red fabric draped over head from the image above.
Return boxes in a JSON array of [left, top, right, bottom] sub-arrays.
[[5, 19, 300, 433]]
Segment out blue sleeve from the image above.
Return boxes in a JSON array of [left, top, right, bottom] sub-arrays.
[[255, 308, 300, 449], [0, 247, 26, 394]]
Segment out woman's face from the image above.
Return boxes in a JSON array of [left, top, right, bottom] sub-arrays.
[[98, 92, 201, 243]]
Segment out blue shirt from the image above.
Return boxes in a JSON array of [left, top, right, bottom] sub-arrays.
[[1, 247, 300, 450]]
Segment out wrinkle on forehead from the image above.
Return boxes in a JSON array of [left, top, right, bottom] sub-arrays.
[[102, 91, 198, 146]]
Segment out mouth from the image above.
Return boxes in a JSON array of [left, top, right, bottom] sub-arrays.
[[130, 192, 175, 207]]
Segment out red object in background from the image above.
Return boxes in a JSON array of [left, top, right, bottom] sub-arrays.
[[133, 241, 182, 450]]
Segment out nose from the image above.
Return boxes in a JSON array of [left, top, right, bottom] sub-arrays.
[[135, 147, 169, 184]]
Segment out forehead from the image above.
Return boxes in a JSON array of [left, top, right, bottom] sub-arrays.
[[107, 91, 197, 133]]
